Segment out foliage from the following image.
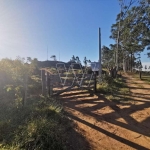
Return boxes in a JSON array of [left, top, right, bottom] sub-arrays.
[[110, 0, 150, 72], [133, 72, 150, 84], [97, 75, 130, 102], [0, 57, 39, 106], [0, 96, 74, 150], [83, 57, 91, 67], [50, 55, 57, 61], [97, 76, 123, 93], [70, 55, 82, 64], [0, 57, 89, 150], [101, 46, 114, 68]]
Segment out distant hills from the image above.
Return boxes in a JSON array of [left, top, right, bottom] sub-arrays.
[[37, 60, 83, 69]]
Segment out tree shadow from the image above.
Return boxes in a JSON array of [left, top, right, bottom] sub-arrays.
[[0, 96, 90, 150], [141, 78, 150, 83]]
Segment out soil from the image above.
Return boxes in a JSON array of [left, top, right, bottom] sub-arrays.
[[60, 74, 150, 150]]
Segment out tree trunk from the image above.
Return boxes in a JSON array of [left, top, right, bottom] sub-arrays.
[[94, 72, 97, 93], [139, 71, 142, 80], [131, 52, 132, 72], [128, 56, 130, 71], [123, 57, 126, 72]]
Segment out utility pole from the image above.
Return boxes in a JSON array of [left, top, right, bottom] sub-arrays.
[[99, 28, 102, 81]]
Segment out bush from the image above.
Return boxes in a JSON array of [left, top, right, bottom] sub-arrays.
[[0, 96, 73, 150], [97, 76, 125, 94]]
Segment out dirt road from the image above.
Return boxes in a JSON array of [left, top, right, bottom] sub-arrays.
[[60, 74, 150, 150]]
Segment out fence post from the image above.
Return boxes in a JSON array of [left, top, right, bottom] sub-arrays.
[[139, 71, 142, 80], [41, 70, 46, 96], [94, 72, 97, 93], [50, 75, 53, 96], [46, 72, 50, 96]]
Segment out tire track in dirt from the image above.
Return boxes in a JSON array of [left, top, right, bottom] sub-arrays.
[[60, 75, 150, 150]]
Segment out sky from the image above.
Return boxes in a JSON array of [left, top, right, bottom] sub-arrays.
[[0, 0, 149, 63]]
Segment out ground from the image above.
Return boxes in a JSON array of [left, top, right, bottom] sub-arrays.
[[59, 74, 150, 150]]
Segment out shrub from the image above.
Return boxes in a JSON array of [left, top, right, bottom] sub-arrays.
[[0, 96, 73, 150]]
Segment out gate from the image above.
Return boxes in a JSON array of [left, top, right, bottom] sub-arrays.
[[41, 63, 97, 96]]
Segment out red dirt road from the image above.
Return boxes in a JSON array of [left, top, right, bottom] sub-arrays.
[[60, 74, 150, 150]]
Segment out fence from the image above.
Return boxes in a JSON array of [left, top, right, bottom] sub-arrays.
[[41, 68, 97, 96]]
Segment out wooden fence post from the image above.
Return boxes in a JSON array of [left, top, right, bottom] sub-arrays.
[[41, 70, 46, 96], [46, 72, 50, 96], [50, 75, 53, 96], [139, 71, 142, 80], [94, 72, 97, 93]]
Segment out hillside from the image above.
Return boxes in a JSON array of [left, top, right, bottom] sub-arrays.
[[37, 60, 83, 69]]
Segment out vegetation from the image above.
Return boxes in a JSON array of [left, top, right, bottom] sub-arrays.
[[0, 1, 150, 148], [97, 74, 130, 102], [0, 96, 75, 150], [101, 46, 114, 68], [0, 57, 86, 150], [132, 72, 150, 84], [101, 0, 150, 74], [50, 55, 57, 61]]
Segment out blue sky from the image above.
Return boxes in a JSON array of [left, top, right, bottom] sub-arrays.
[[0, 0, 149, 63]]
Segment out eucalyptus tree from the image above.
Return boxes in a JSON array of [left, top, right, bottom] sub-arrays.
[[101, 46, 114, 68], [113, 0, 139, 70], [83, 57, 87, 67], [71, 55, 76, 62], [76, 56, 81, 64], [83, 57, 91, 67], [110, 0, 150, 72]]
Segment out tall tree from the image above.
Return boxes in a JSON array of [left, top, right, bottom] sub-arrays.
[[83, 57, 91, 67], [76, 56, 81, 64], [101, 46, 114, 68], [110, 0, 150, 72]]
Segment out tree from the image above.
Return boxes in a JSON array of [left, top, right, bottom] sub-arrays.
[[110, 0, 150, 72], [83, 57, 91, 67], [101, 46, 114, 68], [0, 57, 39, 107], [76, 56, 81, 64], [147, 52, 150, 59], [112, 0, 139, 70], [27, 57, 32, 63], [50, 55, 56, 61]]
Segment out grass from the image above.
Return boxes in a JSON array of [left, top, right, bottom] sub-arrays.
[[0, 67, 89, 150], [97, 75, 130, 103], [128, 72, 150, 84], [139, 75, 150, 84], [0, 95, 81, 150]]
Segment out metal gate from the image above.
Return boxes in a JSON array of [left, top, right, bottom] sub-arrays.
[[41, 63, 96, 96]]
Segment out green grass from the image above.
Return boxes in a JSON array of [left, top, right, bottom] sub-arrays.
[[0, 96, 76, 150], [132, 73, 150, 84], [97, 76, 130, 102], [0, 67, 89, 150], [140, 76, 150, 84]]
